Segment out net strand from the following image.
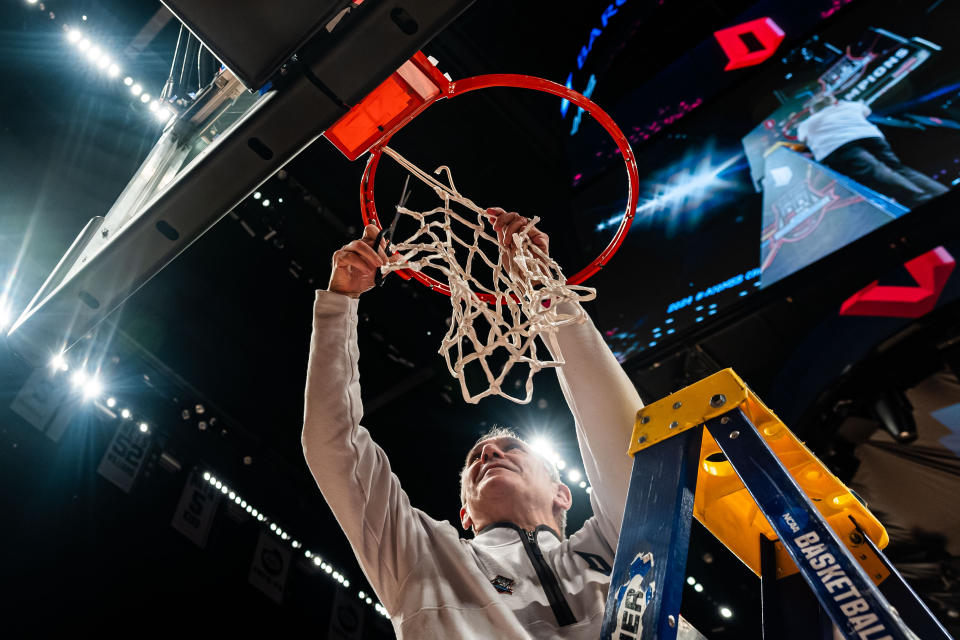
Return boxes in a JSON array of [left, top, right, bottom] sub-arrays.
[[379, 146, 596, 404]]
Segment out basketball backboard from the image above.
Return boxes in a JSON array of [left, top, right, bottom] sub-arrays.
[[6, 0, 475, 367]]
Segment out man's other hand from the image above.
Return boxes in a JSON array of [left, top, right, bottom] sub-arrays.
[[488, 207, 551, 275], [327, 224, 388, 298]]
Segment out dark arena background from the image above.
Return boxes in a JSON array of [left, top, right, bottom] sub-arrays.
[[2, 0, 960, 637]]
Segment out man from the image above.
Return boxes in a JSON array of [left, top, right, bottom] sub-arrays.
[[796, 93, 948, 209], [301, 209, 642, 638]]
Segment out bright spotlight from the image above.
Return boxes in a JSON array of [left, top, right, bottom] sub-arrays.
[[130, 83, 143, 96], [70, 370, 88, 388], [686, 576, 696, 586], [123, 76, 133, 86], [49, 354, 68, 372], [253, 191, 261, 200], [85, 45, 102, 62], [155, 107, 175, 124], [106, 397, 116, 408], [82, 376, 103, 399], [556, 459, 566, 470], [261, 199, 270, 207], [120, 408, 131, 419], [77, 38, 90, 52], [148, 101, 159, 112], [140, 93, 151, 103], [529, 437, 560, 465], [203, 472, 210, 481], [343, 580, 350, 588], [694, 583, 704, 593], [313, 556, 322, 566], [579, 481, 587, 489], [138, 422, 149, 433], [96, 56, 110, 70], [27, 0, 39, 5], [567, 469, 582, 483], [720, 606, 733, 619], [107, 63, 120, 78], [67, 29, 82, 43]]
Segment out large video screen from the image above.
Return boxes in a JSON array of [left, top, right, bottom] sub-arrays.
[[567, 0, 960, 362]]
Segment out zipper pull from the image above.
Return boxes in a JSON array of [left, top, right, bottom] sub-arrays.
[[526, 529, 535, 543]]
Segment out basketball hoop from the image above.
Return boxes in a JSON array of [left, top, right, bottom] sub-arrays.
[[324, 54, 640, 403]]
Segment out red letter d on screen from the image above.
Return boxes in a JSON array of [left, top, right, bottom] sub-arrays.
[[714, 17, 785, 71]]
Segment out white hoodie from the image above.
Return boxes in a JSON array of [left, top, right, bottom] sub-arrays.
[[302, 290, 642, 638]]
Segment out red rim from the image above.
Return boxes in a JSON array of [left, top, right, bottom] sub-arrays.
[[360, 73, 640, 302]]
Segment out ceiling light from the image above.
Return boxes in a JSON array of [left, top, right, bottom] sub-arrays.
[[140, 93, 151, 103], [107, 63, 120, 78], [123, 76, 133, 86], [70, 370, 87, 388], [77, 38, 91, 52], [694, 583, 703, 593], [50, 354, 68, 372], [82, 376, 103, 399], [120, 408, 131, 419], [720, 606, 733, 619], [567, 469, 582, 483], [139, 422, 149, 433], [106, 397, 116, 408], [155, 107, 175, 124], [66, 29, 81, 43], [130, 83, 142, 96]]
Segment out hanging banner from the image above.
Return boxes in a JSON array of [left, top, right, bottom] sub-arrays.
[[328, 586, 366, 640], [171, 468, 221, 548], [9, 368, 70, 433], [97, 419, 152, 493], [248, 529, 291, 604]]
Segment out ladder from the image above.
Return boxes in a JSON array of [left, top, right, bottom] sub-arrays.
[[600, 369, 953, 640]]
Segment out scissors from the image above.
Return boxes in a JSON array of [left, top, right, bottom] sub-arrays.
[[374, 175, 411, 287]]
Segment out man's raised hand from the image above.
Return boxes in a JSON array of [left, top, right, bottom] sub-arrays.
[[488, 207, 551, 276], [327, 224, 388, 298], [488, 208, 550, 255]]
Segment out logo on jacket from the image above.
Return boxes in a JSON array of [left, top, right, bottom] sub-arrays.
[[491, 575, 515, 595]]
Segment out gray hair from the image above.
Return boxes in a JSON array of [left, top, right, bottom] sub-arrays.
[[459, 425, 568, 536]]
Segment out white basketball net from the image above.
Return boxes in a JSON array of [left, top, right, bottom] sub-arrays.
[[378, 146, 596, 404]]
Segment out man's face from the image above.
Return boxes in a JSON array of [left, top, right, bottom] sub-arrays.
[[459, 436, 568, 533]]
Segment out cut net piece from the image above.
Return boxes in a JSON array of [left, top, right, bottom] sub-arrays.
[[379, 146, 596, 404]]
